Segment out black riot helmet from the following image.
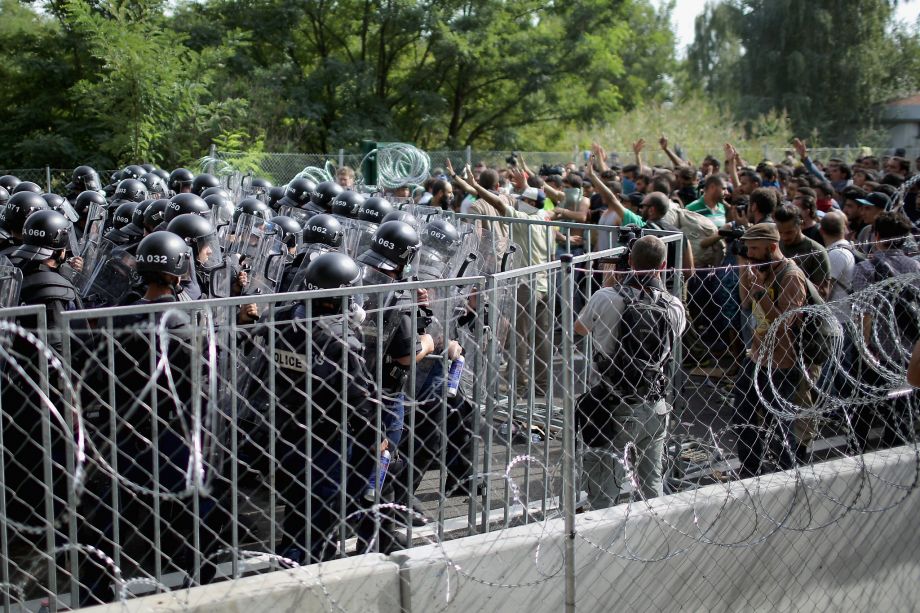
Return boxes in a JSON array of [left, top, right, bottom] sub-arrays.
[[0, 175, 21, 192], [41, 193, 79, 223], [143, 199, 170, 231], [10, 210, 73, 262], [41, 193, 64, 208], [12, 181, 42, 195], [310, 181, 343, 212], [331, 190, 365, 219], [0, 186, 8, 207], [112, 178, 148, 203], [421, 218, 461, 257], [151, 168, 170, 183], [269, 215, 302, 248], [267, 186, 286, 209], [164, 193, 209, 224], [74, 190, 107, 217], [277, 178, 317, 209], [382, 209, 419, 228], [67, 165, 101, 193], [167, 213, 214, 241], [139, 172, 168, 199], [130, 199, 153, 227], [247, 177, 273, 196], [1, 192, 49, 235], [140, 163, 157, 173], [356, 196, 394, 224], [110, 202, 139, 230], [234, 197, 272, 223], [121, 164, 147, 180], [302, 213, 344, 247], [304, 251, 362, 291], [356, 220, 420, 276], [166, 213, 223, 270], [136, 231, 192, 277], [201, 186, 232, 201], [168, 168, 195, 194], [191, 173, 220, 196]]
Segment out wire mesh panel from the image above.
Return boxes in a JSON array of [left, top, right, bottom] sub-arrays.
[[0, 210, 919, 611]]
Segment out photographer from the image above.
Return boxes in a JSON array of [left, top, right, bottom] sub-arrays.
[[574, 235, 686, 507]]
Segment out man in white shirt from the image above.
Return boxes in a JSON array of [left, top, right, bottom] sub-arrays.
[[574, 235, 686, 508], [819, 211, 856, 312]]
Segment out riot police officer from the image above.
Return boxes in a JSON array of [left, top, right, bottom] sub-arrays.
[[65, 165, 102, 202], [241, 251, 380, 564], [278, 213, 344, 292], [168, 168, 195, 195], [79, 231, 220, 605], [2, 210, 81, 575], [0, 191, 50, 255]]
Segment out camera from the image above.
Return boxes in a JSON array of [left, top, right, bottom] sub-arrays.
[[506, 152, 518, 166], [615, 224, 642, 271], [539, 164, 565, 177], [718, 223, 746, 241]]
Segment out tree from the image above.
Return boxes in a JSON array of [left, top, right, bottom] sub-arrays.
[[65, 0, 247, 166], [685, 0, 920, 145]]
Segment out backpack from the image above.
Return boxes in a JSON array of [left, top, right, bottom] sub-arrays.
[[826, 242, 864, 294], [668, 206, 724, 267], [773, 261, 840, 367], [599, 284, 676, 401], [872, 255, 920, 347]]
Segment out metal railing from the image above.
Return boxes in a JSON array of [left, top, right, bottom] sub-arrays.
[[0, 210, 918, 611]]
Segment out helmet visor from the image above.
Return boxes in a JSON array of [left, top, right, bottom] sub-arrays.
[[195, 232, 224, 271]]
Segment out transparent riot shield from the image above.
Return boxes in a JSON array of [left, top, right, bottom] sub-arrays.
[[78, 202, 108, 272], [284, 244, 334, 293], [344, 219, 378, 258], [230, 215, 278, 261], [0, 257, 22, 307], [244, 248, 287, 296], [80, 247, 137, 307], [205, 262, 233, 299], [76, 237, 119, 296], [404, 204, 442, 223], [210, 199, 236, 248]]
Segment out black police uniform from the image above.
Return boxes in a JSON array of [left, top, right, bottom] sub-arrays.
[[243, 302, 380, 564], [79, 297, 220, 605]]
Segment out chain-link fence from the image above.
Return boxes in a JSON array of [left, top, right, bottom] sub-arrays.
[[1, 211, 919, 611], [0, 170, 122, 196], [212, 145, 920, 187]]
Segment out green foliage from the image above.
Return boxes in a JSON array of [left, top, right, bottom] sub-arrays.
[[564, 96, 794, 165], [0, 0, 677, 165], [684, 0, 920, 145]]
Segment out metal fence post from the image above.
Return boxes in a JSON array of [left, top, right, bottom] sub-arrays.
[[45, 166, 52, 193], [208, 144, 217, 175], [338, 148, 345, 168], [465, 146, 472, 165], [559, 253, 576, 613]]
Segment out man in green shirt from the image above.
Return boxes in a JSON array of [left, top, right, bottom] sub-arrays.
[[775, 203, 831, 299], [584, 158, 645, 229], [686, 175, 728, 227]]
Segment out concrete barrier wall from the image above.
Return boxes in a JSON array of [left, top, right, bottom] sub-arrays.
[[396, 447, 920, 612], [82, 554, 402, 613], [83, 447, 920, 612]]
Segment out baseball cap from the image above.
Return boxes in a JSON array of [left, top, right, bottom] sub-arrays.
[[855, 192, 891, 210], [741, 223, 780, 242]]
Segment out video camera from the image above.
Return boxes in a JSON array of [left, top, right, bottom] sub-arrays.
[[506, 152, 518, 166], [539, 164, 565, 177]]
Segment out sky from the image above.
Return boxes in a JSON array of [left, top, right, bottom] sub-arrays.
[[659, 0, 920, 56]]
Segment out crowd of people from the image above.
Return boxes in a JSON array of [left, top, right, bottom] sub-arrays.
[[0, 137, 918, 604]]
